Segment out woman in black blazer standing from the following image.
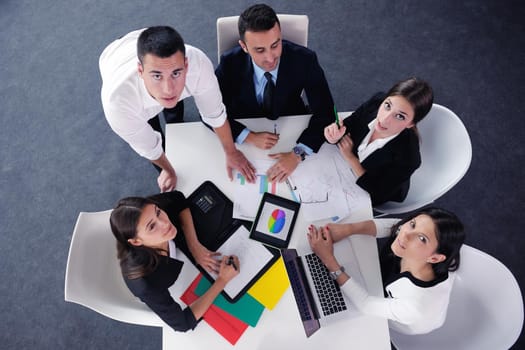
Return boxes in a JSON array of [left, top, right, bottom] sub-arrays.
[[325, 78, 433, 206]]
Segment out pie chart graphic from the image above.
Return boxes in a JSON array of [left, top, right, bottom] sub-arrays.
[[268, 209, 286, 233]]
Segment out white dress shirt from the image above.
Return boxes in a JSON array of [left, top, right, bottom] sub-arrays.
[[100, 28, 227, 161], [168, 239, 177, 259], [235, 61, 280, 144], [340, 218, 455, 335], [357, 120, 400, 162], [252, 60, 278, 104]]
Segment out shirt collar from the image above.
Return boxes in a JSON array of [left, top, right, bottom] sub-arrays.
[[357, 119, 401, 162], [365, 119, 401, 145], [252, 58, 279, 84], [168, 239, 177, 259]]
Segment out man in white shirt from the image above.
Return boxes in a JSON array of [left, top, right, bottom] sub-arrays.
[[100, 26, 256, 192]]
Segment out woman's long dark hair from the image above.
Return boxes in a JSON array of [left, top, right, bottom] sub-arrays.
[[110, 197, 166, 279], [381, 207, 466, 279]]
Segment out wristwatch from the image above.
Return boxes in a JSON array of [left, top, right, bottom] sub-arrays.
[[330, 266, 345, 280], [292, 146, 306, 161]]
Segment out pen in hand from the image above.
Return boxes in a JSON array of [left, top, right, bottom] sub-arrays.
[[334, 105, 340, 129], [273, 123, 277, 135], [227, 256, 238, 271]]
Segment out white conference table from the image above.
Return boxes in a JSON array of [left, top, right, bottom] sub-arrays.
[[163, 115, 390, 349]]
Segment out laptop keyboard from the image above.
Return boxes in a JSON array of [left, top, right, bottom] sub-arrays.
[[305, 253, 347, 316], [284, 256, 314, 320]]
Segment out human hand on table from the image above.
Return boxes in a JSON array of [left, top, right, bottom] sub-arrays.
[[217, 255, 240, 283], [225, 149, 256, 183], [324, 223, 352, 242], [267, 151, 300, 182], [246, 131, 280, 150], [157, 169, 177, 192], [307, 225, 336, 265], [337, 134, 356, 162], [189, 243, 221, 274]]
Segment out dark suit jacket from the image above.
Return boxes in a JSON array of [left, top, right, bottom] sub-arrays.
[[215, 40, 334, 152], [122, 191, 198, 332], [125, 256, 197, 332], [343, 93, 421, 206]]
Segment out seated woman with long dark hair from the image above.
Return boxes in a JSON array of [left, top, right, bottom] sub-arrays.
[[308, 207, 465, 335], [325, 77, 434, 205], [110, 190, 239, 332]]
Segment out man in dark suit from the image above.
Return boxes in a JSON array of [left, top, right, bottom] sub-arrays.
[[215, 4, 335, 182]]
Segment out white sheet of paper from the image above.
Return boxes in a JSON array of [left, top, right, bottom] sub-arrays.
[[289, 143, 371, 222], [233, 159, 279, 220], [209, 225, 274, 299]]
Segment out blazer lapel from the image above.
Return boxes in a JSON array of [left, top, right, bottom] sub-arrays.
[[272, 43, 292, 119], [240, 54, 260, 110]]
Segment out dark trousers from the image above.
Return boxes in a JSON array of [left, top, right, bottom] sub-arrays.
[[147, 101, 184, 173]]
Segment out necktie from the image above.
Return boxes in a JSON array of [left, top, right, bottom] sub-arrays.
[[262, 72, 275, 119]]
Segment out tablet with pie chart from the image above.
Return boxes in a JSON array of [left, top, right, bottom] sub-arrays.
[[250, 192, 300, 249]]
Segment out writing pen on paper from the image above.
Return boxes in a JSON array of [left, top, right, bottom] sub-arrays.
[[286, 178, 299, 203], [334, 105, 340, 129], [227, 256, 237, 271]]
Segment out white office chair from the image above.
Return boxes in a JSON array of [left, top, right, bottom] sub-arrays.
[[390, 245, 524, 350], [216, 14, 309, 63], [374, 104, 472, 215], [64, 210, 164, 327]]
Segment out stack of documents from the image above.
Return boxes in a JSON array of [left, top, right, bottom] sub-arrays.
[[181, 257, 289, 345], [289, 143, 370, 222]]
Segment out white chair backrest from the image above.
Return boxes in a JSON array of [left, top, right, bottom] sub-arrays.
[[390, 244, 524, 350], [216, 14, 309, 63], [375, 104, 472, 215], [64, 210, 164, 327]]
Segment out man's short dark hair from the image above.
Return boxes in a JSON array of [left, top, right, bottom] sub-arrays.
[[238, 4, 280, 41], [137, 26, 185, 64]]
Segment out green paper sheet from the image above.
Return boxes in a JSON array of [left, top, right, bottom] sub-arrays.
[[195, 275, 265, 327]]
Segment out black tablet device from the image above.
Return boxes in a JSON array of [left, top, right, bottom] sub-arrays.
[[186, 180, 243, 250], [249, 192, 300, 249], [184, 181, 280, 302]]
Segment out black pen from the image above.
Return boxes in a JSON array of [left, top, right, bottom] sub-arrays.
[[227, 256, 238, 271], [273, 123, 277, 135]]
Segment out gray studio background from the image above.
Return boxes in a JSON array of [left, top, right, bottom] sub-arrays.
[[1, 0, 523, 349]]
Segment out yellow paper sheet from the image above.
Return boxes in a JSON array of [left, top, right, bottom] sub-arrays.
[[247, 257, 290, 310]]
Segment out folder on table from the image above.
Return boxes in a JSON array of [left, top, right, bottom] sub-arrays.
[[247, 257, 290, 310], [194, 274, 265, 327], [181, 274, 248, 345]]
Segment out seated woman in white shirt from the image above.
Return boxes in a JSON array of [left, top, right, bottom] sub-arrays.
[[307, 207, 465, 335], [324, 77, 433, 205]]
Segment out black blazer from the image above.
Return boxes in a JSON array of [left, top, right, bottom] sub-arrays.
[[124, 256, 197, 332], [122, 191, 198, 332], [215, 40, 334, 152], [343, 93, 421, 206]]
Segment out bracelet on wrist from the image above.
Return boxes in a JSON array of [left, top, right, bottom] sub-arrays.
[[329, 266, 345, 280]]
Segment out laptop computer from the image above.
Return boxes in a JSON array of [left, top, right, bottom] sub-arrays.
[[281, 238, 365, 337]]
